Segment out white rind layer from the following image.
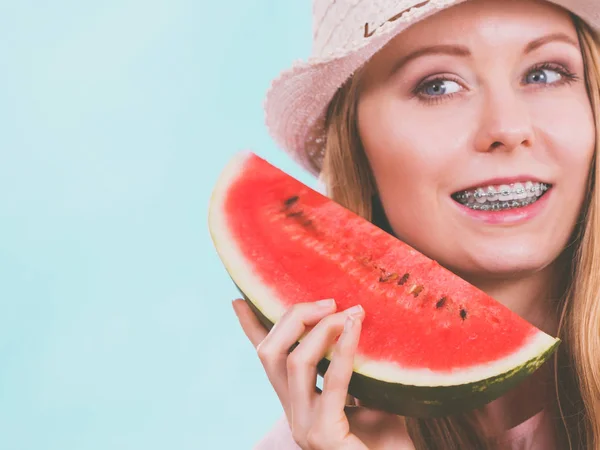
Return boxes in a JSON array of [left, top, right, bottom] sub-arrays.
[[208, 151, 559, 387], [352, 330, 556, 386], [208, 151, 289, 322]]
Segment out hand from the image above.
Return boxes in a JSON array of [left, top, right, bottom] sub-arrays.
[[233, 298, 370, 449]]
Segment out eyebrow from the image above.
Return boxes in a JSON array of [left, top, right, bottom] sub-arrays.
[[390, 32, 580, 76], [390, 44, 470, 75], [524, 32, 579, 54]]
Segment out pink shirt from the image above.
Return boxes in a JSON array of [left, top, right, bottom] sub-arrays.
[[254, 409, 558, 449]]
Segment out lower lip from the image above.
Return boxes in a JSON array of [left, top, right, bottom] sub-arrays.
[[452, 190, 552, 225]]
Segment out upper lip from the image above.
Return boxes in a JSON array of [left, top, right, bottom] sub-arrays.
[[453, 175, 552, 193]]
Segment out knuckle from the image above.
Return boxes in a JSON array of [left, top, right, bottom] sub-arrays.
[[322, 313, 342, 329], [279, 304, 304, 327], [286, 303, 305, 317], [286, 351, 306, 373], [256, 342, 275, 363], [323, 370, 345, 389], [286, 301, 322, 318]]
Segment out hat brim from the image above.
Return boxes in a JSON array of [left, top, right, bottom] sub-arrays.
[[264, 0, 600, 176]]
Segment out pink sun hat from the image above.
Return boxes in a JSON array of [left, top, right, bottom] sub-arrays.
[[263, 0, 600, 177]]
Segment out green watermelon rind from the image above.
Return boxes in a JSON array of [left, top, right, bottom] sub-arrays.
[[239, 288, 559, 418], [208, 151, 561, 418]]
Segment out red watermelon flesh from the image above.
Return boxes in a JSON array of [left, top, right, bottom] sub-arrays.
[[208, 151, 559, 417]]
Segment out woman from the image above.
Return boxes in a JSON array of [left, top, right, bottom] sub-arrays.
[[232, 0, 600, 448]]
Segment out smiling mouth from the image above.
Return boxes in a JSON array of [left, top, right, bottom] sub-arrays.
[[451, 181, 552, 211]]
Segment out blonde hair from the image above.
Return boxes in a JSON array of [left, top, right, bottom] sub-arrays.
[[318, 15, 600, 450]]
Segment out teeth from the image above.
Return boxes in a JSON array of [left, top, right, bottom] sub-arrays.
[[453, 181, 551, 211], [536, 184, 546, 197], [465, 191, 475, 204], [475, 188, 487, 204], [525, 181, 535, 198], [498, 184, 512, 201], [514, 183, 527, 200]]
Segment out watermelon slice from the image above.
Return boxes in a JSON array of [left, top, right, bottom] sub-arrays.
[[208, 151, 560, 418]]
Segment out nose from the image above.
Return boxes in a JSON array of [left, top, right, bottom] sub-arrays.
[[474, 86, 535, 153]]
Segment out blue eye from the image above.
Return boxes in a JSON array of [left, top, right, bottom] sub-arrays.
[[525, 68, 563, 84], [421, 79, 462, 96], [524, 63, 579, 86]]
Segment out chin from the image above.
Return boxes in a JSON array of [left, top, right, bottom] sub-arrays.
[[449, 242, 561, 280]]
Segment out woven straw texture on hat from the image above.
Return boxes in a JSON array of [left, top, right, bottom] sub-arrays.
[[264, 0, 600, 176]]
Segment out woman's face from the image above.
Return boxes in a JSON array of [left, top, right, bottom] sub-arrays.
[[358, 0, 595, 278]]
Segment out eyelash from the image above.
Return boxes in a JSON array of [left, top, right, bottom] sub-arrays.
[[412, 62, 580, 105]]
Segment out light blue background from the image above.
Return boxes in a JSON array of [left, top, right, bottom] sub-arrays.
[[1, 1, 318, 448]]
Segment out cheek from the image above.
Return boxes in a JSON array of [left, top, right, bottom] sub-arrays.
[[529, 84, 595, 156], [357, 96, 471, 251], [537, 99, 595, 174], [532, 94, 596, 217], [357, 96, 471, 193]]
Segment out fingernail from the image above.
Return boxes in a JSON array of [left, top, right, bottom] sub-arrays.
[[315, 298, 335, 308], [343, 315, 356, 334], [345, 305, 363, 317]]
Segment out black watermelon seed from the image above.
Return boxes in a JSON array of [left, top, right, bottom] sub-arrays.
[[436, 297, 447, 309], [398, 273, 410, 286], [286, 211, 303, 218], [460, 309, 468, 320], [284, 196, 299, 207]]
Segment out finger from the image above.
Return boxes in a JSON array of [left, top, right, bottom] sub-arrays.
[[232, 299, 269, 348], [254, 299, 338, 416], [318, 306, 364, 423], [286, 306, 364, 442]]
